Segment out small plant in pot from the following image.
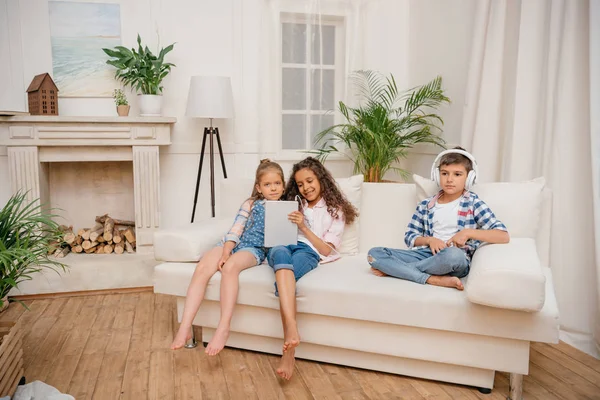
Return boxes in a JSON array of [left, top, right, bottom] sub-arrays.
[[312, 70, 449, 182], [103, 34, 176, 117], [0, 192, 67, 312], [113, 89, 130, 116]]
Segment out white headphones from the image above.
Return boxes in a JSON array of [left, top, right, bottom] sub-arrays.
[[430, 149, 479, 190]]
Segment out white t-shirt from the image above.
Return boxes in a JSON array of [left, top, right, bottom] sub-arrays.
[[432, 197, 460, 242], [298, 207, 318, 253]]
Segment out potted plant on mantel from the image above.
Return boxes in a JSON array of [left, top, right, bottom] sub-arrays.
[[113, 89, 130, 116], [0, 192, 67, 397], [102, 34, 176, 117], [312, 70, 449, 182]]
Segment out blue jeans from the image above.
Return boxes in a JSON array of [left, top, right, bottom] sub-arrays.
[[367, 246, 470, 285], [267, 242, 320, 294]]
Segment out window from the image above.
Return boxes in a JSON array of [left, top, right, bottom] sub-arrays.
[[280, 14, 345, 152]]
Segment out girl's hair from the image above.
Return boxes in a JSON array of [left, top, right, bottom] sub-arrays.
[[285, 157, 358, 225], [249, 159, 285, 201]]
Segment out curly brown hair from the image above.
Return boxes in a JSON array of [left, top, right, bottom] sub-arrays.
[[285, 157, 358, 225]]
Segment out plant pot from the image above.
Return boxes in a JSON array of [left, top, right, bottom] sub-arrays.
[[138, 94, 163, 117], [117, 105, 130, 116], [0, 320, 24, 398], [0, 297, 8, 313]]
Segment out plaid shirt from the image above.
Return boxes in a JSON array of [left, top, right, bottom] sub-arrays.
[[405, 190, 507, 260], [223, 199, 255, 244]]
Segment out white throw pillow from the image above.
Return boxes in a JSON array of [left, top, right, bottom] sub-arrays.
[[335, 174, 364, 255], [412, 174, 545, 239]]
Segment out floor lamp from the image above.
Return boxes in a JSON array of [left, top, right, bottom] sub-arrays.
[[186, 76, 234, 222]]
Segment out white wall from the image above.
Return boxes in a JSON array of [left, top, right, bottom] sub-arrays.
[[0, 0, 478, 227]]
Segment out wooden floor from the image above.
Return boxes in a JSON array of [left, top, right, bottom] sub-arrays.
[[1, 292, 599, 400]]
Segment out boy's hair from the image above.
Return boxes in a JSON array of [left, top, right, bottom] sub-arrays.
[[249, 159, 285, 200], [285, 157, 358, 225], [439, 146, 473, 172]]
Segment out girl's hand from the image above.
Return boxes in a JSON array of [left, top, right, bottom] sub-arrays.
[[427, 237, 447, 255], [288, 211, 306, 230], [217, 252, 230, 271]]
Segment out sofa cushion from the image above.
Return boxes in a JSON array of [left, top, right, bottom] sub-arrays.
[[466, 239, 546, 311], [155, 255, 559, 343], [154, 218, 232, 262], [413, 174, 545, 239], [336, 174, 363, 255]]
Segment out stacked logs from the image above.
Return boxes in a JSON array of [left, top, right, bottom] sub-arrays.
[[50, 215, 136, 258]]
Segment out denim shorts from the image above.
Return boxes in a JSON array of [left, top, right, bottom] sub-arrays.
[[216, 242, 266, 265]]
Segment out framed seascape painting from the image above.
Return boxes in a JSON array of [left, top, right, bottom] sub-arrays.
[[49, 1, 121, 97]]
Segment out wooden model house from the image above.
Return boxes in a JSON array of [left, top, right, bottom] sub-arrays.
[[26, 73, 59, 115]]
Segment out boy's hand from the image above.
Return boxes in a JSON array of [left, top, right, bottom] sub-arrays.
[[288, 211, 307, 230], [446, 230, 471, 248], [427, 237, 447, 254]]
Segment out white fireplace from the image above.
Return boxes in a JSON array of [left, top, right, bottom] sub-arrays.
[[0, 115, 175, 294]]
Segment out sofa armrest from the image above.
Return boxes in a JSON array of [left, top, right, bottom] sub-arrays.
[[466, 238, 546, 312], [153, 218, 232, 262]]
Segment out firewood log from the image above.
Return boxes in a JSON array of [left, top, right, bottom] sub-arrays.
[[103, 218, 115, 241], [81, 229, 91, 240], [89, 223, 104, 242], [123, 227, 136, 244], [112, 227, 122, 244], [95, 215, 135, 227], [64, 232, 76, 244], [82, 240, 98, 250], [114, 243, 124, 254], [54, 246, 70, 258]]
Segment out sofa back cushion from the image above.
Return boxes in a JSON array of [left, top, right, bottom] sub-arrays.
[[358, 183, 417, 253]]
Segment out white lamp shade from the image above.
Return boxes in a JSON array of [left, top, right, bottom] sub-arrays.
[[185, 76, 234, 119]]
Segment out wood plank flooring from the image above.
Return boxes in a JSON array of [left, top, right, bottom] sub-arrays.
[[1, 293, 599, 399]]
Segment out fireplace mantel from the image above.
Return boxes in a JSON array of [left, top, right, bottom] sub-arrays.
[[0, 116, 176, 254]]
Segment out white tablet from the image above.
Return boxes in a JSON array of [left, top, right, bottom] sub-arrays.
[[264, 200, 298, 247]]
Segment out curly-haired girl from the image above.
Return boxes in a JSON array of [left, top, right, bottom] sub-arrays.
[[267, 157, 358, 380]]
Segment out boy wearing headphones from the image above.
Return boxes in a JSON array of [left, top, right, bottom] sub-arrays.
[[368, 147, 509, 290]]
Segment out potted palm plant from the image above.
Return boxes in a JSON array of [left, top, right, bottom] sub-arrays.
[[0, 192, 67, 312], [103, 34, 175, 116], [312, 70, 449, 182]]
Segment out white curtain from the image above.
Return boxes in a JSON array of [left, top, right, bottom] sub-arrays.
[[590, 0, 600, 357], [461, 0, 599, 357]]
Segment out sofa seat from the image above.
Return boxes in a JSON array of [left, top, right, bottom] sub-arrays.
[[154, 251, 559, 345]]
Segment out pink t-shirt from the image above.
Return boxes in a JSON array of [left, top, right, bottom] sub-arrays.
[[298, 197, 345, 263]]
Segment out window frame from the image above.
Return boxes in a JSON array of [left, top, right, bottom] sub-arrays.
[[277, 12, 346, 160]]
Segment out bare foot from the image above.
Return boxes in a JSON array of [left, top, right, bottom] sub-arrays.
[[171, 325, 192, 350], [282, 322, 300, 353], [205, 326, 229, 356], [370, 267, 389, 277], [426, 275, 464, 290], [276, 348, 296, 380]]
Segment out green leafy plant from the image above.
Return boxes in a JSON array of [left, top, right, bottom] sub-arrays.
[[312, 70, 449, 182], [113, 89, 128, 106], [0, 192, 67, 309], [102, 34, 176, 95]]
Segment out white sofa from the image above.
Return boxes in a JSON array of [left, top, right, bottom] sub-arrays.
[[153, 176, 559, 398]]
